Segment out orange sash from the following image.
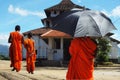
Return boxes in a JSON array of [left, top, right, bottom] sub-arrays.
[[66, 37, 97, 80], [24, 38, 36, 72], [9, 31, 22, 72]]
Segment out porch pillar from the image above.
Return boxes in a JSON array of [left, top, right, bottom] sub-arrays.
[[61, 38, 63, 49], [48, 38, 53, 60], [60, 38, 64, 60], [49, 38, 52, 49]]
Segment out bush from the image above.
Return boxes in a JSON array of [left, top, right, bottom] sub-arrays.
[[99, 62, 113, 65], [96, 38, 111, 63], [0, 55, 10, 60]]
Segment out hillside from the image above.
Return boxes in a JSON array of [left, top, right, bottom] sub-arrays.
[[0, 44, 9, 57]]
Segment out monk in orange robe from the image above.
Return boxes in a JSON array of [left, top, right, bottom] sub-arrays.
[[24, 32, 36, 74], [8, 25, 23, 72], [66, 37, 97, 80]]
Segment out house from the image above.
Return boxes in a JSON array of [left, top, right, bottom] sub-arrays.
[[23, 0, 120, 66], [23, 0, 87, 66], [109, 37, 120, 63], [105, 33, 120, 63]]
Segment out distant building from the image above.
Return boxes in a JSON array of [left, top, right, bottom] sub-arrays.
[[105, 33, 120, 63]]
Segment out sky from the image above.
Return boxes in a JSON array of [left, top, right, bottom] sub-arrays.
[[0, 0, 120, 46]]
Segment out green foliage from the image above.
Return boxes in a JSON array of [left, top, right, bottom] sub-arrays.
[[96, 38, 111, 63], [100, 62, 113, 65], [0, 54, 9, 60]]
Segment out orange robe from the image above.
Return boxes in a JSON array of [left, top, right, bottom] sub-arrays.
[[24, 38, 36, 73], [9, 31, 23, 72], [66, 37, 97, 80]]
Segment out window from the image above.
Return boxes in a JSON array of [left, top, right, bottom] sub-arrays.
[[53, 38, 60, 49], [43, 38, 48, 44], [46, 21, 50, 27]]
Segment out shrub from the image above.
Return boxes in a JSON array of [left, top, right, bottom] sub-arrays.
[[0, 55, 9, 60], [96, 38, 111, 63]]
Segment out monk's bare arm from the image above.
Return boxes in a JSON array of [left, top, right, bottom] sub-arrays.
[[32, 41, 35, 54], [21, 36, 24, 44], [8, 34, 12, 43]]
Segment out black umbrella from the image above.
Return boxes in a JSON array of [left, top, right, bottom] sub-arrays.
[[51, 9, 117, 37]]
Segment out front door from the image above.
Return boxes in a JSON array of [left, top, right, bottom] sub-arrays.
[[63, 38, 72, 61]]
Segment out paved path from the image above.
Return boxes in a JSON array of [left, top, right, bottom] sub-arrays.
[[0, 60, 120, 80]]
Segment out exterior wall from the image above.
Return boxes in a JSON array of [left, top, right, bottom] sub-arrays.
[[23, 35, 119, 62], [109, 42, 119, 59], [118, 56, 120, 63], [22, 35, 49, 59], [47, 38, 64, 61], [118, 48, 120, 63], [104, 37, 119, 60], [50, 49, 63, 61], [23, 35, 64, 61], [38, 38, 49, 59], [22, 36, 27, 59]]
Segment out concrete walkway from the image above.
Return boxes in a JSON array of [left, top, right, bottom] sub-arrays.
[[0, 60, 120, 80]]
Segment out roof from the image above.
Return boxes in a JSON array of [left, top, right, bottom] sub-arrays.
[[44, 0, 89, 17], [45, 0, 84, 11], [41, 29, 71, 38], [110, 37, 120, 44], [23, 27, 71, 38], [23, 27, 51, 36], [106, 32, 114, 36]]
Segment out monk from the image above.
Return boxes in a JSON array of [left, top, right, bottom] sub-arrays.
[[8, 25, 23, 72], [66, 37, 97, 80], [24, 32, 36, 74]]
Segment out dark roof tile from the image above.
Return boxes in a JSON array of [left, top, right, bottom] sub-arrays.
[[45, 0, 85, 11], [23, 27, 51, 35]]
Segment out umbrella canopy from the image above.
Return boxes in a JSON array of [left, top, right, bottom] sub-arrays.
[[51, 9, 117, 37]]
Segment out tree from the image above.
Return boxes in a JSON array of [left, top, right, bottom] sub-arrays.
[[96, 38, 111, 64]]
